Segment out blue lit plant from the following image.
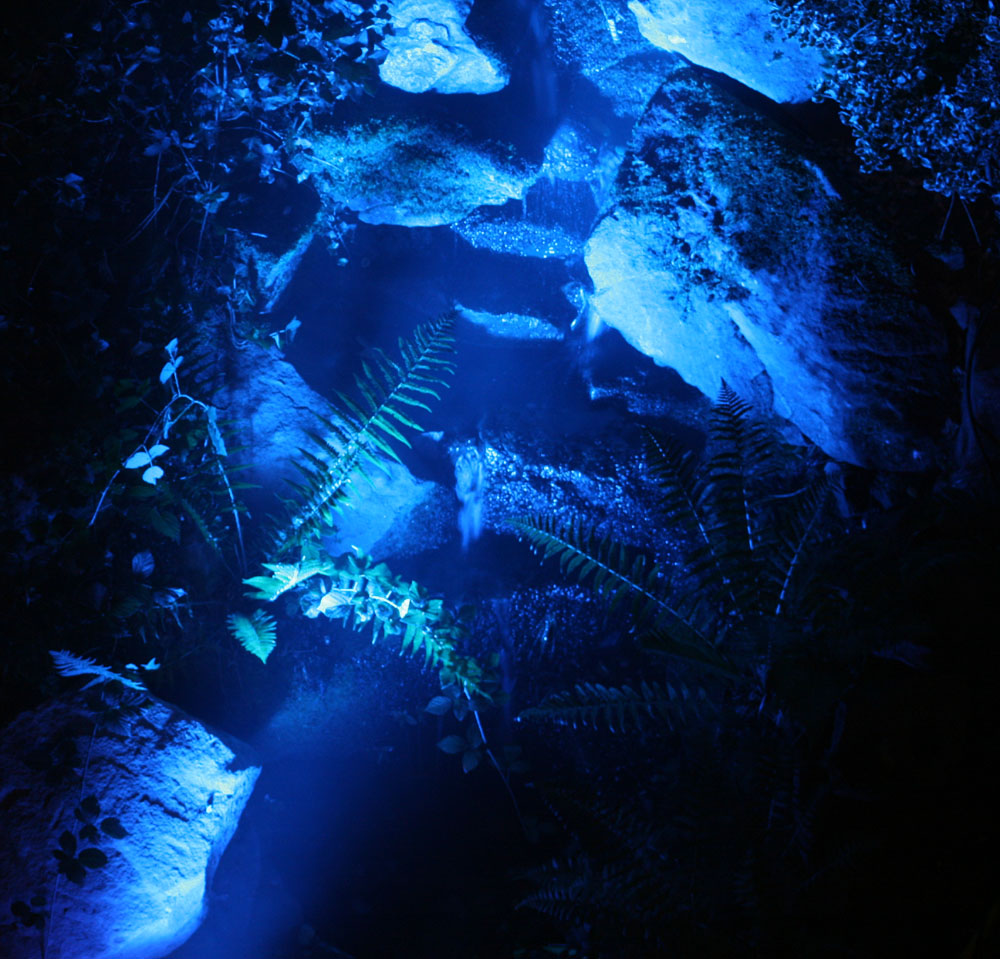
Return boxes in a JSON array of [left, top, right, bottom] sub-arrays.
[[509, 388, 860, 953], [769, 0, 999, 200], [230, 314, 497, 704]]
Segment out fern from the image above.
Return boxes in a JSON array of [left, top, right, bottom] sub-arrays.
[[49, 650, 147, 691], [768, 476, 833, 617], [243, 555, 338, 601], [511, 514, 710, 650], [518, 680, 705, 733], [273, 314, 456, 555], [226, 610, 277, 663]]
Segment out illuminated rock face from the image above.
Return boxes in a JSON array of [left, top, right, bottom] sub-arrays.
[[627, 0, 824, 103], [585, 67, 948, 471], [380, 0, 507, 94], [0, 694, 260, 959], [300, 118, 537, 228]]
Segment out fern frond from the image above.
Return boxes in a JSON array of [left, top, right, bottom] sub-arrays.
[[227, 610, 277, 663], [243, 556, 338, 601], [518, 680, 703, 733], [697, 383, 781, 614], [49, 650, 147, 691], [273, 314, 455, 554], [643, 426, 711, 550], [511, 514, 708, 646], [769, 476, 833, 616]]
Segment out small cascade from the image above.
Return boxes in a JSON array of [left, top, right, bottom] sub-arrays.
[[453, 443, 486, 549]]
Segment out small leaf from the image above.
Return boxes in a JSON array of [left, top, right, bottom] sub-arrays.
[[80, 824, 99, 844], [142, 465, 165, 485], [147, 508, 180, 540], [227, 611, 277, 663], [79, 795, 101, 819], [425, 696, 452, 716], [124, 451, 152, 469], [132, 550, 155, 577], [77, 848, 109, 870], [59, 858, 87, 885], [100, 817, 128, 839], [159, 357, 183, 383], [58, 831, 76, 855], [436, 734, 466, 755], [462, 749, 481, 773]]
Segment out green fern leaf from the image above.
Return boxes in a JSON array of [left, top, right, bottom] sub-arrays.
[[227, 610, 277, 663], [49, 650, 147, 691], [518, 680, 703, 733], [273, 314, 455, 554], [511, 514, 708, 648]]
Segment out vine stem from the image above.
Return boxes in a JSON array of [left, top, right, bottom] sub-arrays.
[[472, 709, 527, 835]]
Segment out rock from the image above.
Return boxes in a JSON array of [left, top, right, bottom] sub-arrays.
[[584, 68, 949, 470], [212, 338, 337, 500], [450, 122, 616, 260], [545, 0, 681, 120], [233, 220, 316, 315], [627, 0, 825, 103], [456, 304, 564, 340], [0, 693, 260, 959], [212, 338, 435, 554], [380, 0, 507, 94], [298, 118, 537, 227], [322, 459, 437, 557], [452, 207, 586, 258]]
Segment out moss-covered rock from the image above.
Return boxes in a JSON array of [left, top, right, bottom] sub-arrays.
[[585, 67, 950, 470], [299, 118, 537, 227]]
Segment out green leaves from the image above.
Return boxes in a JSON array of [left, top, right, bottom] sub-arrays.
[[243, 557, 338, 601], [226, 610, 278, 663], [274, 314, 456, 555], [518, 681, 707, 734], [510, 514, 708, 651], [436, 724, 484, 773]]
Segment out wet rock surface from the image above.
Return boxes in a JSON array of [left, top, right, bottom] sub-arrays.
[[299, 117, 538, 227]]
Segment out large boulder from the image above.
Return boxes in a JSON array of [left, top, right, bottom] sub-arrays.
[[379, 0, 507, 94], [298, 118, 537, 227], [584, 68, 949, 470], [0, 693, 260, 959], [627, 0, 825, 103]]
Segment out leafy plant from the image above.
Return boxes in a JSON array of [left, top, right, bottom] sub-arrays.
[[509, 388, 852, 952], [769, 0, 1000, 199], [271, 313, 457, 556], [512, 386, 830, 704], [226, 610, 278, 663]]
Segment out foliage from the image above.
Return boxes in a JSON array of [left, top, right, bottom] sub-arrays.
[[232, 312, 490, 700], [769, 0, 1000, 199], [512, 386, 831, 701], [244, 545, 493, 700], [52, 795, 127, 886], [517, 680, 707, 734], [511, 388, 853, 952], [49, 651, 149, 693], [272, 313, 456, 556], [226, 610, 278, 663]]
